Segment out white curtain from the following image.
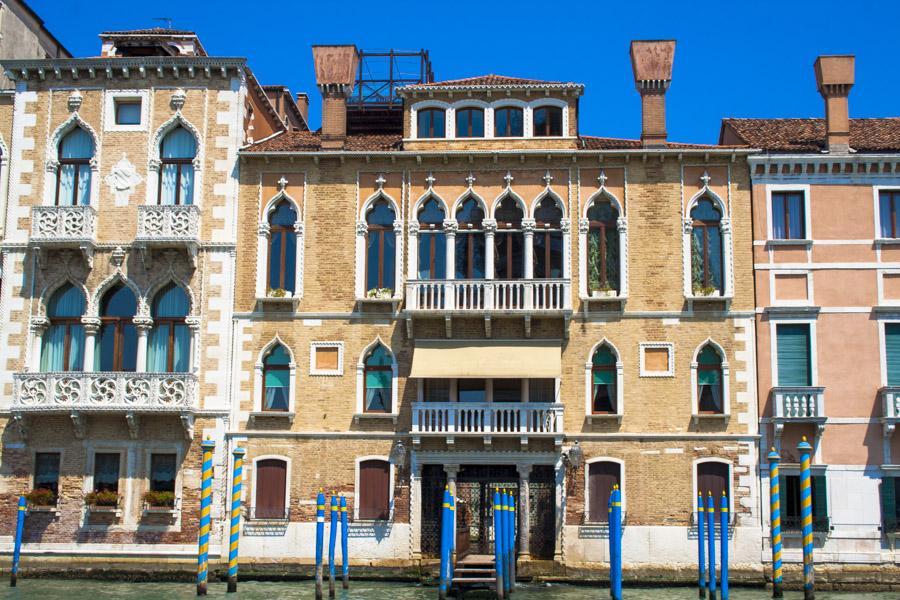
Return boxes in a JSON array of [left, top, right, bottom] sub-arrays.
[[58, 128, 93, 206], [160, 128, 196, 205]]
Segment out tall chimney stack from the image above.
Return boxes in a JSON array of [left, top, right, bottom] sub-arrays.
[[311, 45, 359, 149], [295, 92, 310, 126], [629, 40, 676, 148], [814, 55, 854, 153]]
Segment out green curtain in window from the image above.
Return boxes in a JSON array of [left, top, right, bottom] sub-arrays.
[[593, 369, 614, 385], [881, 477, 898, 530], [887, 324, 900, 386], [776, 324, 811, 386]]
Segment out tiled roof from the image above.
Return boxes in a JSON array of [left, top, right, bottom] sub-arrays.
[[243, 131, 402, 152], [420, 74, 570, 87], [579, 136, 731, 150], [100, 28, 197, 36], [721, 118, 900, 153]]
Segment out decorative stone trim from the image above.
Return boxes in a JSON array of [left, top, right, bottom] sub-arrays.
[[309, 341, 344, 376], [639, 342, 675, 377]]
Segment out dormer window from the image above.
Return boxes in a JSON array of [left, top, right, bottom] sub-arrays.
[[417, 108, 445, 139], [533, 106, 563, 137], [455, 107, 484, 138], [494, 106, 524, 137]]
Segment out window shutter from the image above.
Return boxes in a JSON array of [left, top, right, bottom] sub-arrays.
[[886, 324, 900, 386], [776, 324, 811, 386], [812, 475, 828, 520], [881, 477, 897, 530]]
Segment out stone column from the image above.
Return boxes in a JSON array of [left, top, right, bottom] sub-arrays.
[[81, 317, 101, 372], [517, 464, 532, 560], [483, 219, 497, 280], [410, 461, 423, 561], [133, 317, 153, 373], [444, 464, 460, 564], [186, 316, 202, 374], [28, 317, 48, 371], [443, 220, 457, 309], [554, 458, 566, 562], [522, 219, 535, 280]]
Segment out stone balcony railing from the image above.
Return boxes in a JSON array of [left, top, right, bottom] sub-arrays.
[[29, 205, 98, 267], [881, 386, 900, 436], [135, 205, 200, 267], [11, 371, 199, 439], [411, 401, 563, 446], [405, 279, 571, 313], [772, 386, 826, 440]]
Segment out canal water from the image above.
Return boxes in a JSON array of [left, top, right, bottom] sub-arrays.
[[0, 580, 896, 600]]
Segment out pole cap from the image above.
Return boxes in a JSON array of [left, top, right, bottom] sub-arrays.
[[767, 447, 780, 460], [200, 439, 216, 450], [232, 447, 246, 457], [797, 435, 813, 451]]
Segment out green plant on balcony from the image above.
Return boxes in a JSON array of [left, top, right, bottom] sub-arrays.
[[84, 490, 120, 507], [24, 488, 56, 507], [267, 287, 287, 298], [142, 490, 176, 508], [366, 287, 393, 299]]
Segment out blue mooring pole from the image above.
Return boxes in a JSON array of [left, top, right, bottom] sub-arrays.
[[798, 436, 815, 600], [507, 490, 516, 592], [720, 492, 729, 600], [768, 448, 784, 598], [315, 489, 325, 600], [439, 485, 450, 600], [329, 493, 338, 598], [196, 439, 215, 596], [10, 495, 25, 587], [340, 494, 349, 589], [501, 490, 511, 596], [492, 488, 505, 600], [706, 492, 717, 600], [609, 485, 623, 600], [697, 492, 706, 598], [227, 447, 245, 593]]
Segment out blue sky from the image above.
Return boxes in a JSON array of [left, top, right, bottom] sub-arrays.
[[30, 0, 900, 144]]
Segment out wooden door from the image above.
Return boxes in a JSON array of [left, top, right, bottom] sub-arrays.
[[697, 462, 729, 509], [256, 459, 287, 519], [588, 461, 620, 522], [359, 460, 390, 520]]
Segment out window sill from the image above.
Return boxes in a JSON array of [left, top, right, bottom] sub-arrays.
[[142, 506, 178, 516], [692, 412, 730, 425], [766, 239, 812, 248], [353, 412, 398, 425], [87, 506, 123, 517], [27, 505, 60, 516], [249, 411, 296, 426], [876, 238, 900, 246], [586, 413, 622, 424], [257, 295, 300, 310], [358, 296, 401, 304]]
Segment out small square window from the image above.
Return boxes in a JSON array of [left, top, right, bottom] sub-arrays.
[[115, 100, 142, 125], [640, 343, 674, 377], [309, 342, 343, 376]]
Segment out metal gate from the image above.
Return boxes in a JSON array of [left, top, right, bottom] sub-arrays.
[[456, 465, 519, 555], [420, 465, 446, 558], [528, 465, 556, 559]]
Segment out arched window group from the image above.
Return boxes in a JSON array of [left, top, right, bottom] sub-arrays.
[[41, 284, 85, 371], [690, 198, 723, 295], [365, 198, 396, 293], [56, 127, 93, 206], [414, 104, 560, 139], [417, 197, 446, 279], [267, 201, 298, 294], [586, 196, 620, 294], [158, 127, 196, 205]]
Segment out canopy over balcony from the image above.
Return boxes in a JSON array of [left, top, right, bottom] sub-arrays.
[[409, 339, 561, 379]]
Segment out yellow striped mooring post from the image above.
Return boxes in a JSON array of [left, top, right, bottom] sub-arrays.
[[798, 436, 815, 600], [196, 439, 215, 596], [329, 492, 338, 598], [768, 447, 783, 598], [10, 495, 26, 587], [315, 489, 326, 600], [227, 447, 245, 593]]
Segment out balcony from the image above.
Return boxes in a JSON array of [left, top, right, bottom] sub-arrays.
[[405, 279, 571, 337], [772, 386, 826, 439], [411, 401, 563, 446], [135, 205, 200, 268], [882, 386, 900, 436], [11, 371, 199, 440], [30, 205, 98, 267]]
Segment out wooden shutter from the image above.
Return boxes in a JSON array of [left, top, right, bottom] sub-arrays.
[[776, 324, 811, 386], [697, 462, 730, 507], [587, 461, 620, 522], [812, 474, 828, 523], [256, 459, 287, 519], [881, 477, 897, 531], [359, 460, 390, 520], [886, 324, 900, 386]]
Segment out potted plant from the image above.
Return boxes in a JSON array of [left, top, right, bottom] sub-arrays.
[[693, 285, 720, 297], [366, 287, 393, 300], [267, 287, 288, 298], [85, 490, 120, 510], [25, 488, 56, 508], [143, 490, 176, 510]]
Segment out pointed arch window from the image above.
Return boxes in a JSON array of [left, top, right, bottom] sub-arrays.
[[697, 345, 724, 414], [534, 196, 563, 278], [268, 201, 298, 294], [263, 344, 291, 412], [587, 197, 620, 293], [591, 345, 617, 414], [41, 284, 85, 372], [97, 284, 137, 372], [691, 198, 723, 294], [158, 127, 196, 205], [417, 197, 446, 279], [365, 199, 396, 293], [364, 344, 392, 413], [148, 284, 190, 372], [455, 197, 485, 279], [495, 195, 524, 279], [56, 128, 93, 206]]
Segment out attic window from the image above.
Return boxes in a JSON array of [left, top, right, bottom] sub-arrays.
[[533, 106, 563, 137], [115, 99, 142, 125]]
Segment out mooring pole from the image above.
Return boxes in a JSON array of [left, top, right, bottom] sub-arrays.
[[196, 439, 215, 596], [697, 492, 706, 598], [340, 494, 349, 589], [798, 437, 815, 600], [492, 488, 505, 600], [507, 490, 516, 592], [448, 488, 456, 591], [720, 492, 729, 600], [439, 485, 450, 600], [315, 489, 325, 600], [501, 490, 511, 596], [10, 495, 25, 587], [768, 448, 783, 598], [609, 485, 622, 600], [226, 447, 245, 593], [328, 493, 338, 598], [707, 492, 716, 600]]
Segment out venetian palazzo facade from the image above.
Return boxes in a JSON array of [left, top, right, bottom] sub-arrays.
[[0, 29, 303, 562], [230, 41, 761, 573], [722, 56, 900, 566]]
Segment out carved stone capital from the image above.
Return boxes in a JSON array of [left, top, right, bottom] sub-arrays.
[[293, 222, 304, 235], [720, 218, 732, 234], [356, 220, 368, 236], [482, 218, 497, 234], [45, 159, 59, 173], [617, 217, 628, 233], [29, 316, 49, 333], [258, 221, 270, 236], [132, 316, 154, 331], [408, 221, 420, 235], [578, 218, 590, 234], [521, 218, 536, 234], [393, 220, 404, 235], [683, 218, 694, 235], [148, 158, 161, 172], [67, 91, 83, 112], [560, 218, 571, 234], [442, 219, 458, 235], [80, 317, 101, 334], [184, 316, 202, 330]]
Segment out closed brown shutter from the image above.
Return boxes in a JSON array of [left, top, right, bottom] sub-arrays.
[[588, 461, 620, 522], [697, 462, 730, 507], [256, 459, 287, 519], [359, 460, 390, 520]]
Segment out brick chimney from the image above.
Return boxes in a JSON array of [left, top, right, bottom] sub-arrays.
[[629, 40, 676, 148], [311, 45, 358, 149], [295, 92, 310, 125], [814, 55, 854, 153]]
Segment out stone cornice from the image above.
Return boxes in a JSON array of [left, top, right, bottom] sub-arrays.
[[1, 56, 246, 82], [398, 82, 585, 96], [748, 152, 900, 181]]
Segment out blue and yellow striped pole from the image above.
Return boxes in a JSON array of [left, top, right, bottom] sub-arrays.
[[609, 485, 622, 600], [492, 488, 505, 600], [340, 494, 349, 589], [439, 485, 451, 600], [226, 447, 245, 593], [507, 490, 516, 592], [697, 492, 706, 598], [706, 492, 716, 600], [720, 491, 729, 600], [315, 489, 325, 600], [196, 439, 215, 596], [10, 495, 26, 587], [501, 490, 511, 596], [329, 493, 338, 598], [768, 448, 783, 598], [798, 437, 815, 600]]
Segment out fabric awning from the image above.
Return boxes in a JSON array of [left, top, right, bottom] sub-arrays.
[[409, 340, 561, 379]]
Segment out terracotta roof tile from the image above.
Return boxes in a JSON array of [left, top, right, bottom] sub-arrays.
[[100, 28, 197, 36], [419, 74, 570, 87], [721, 118, 900, 153], [244, 131, 402, 152], [579, 136, 730, 150]]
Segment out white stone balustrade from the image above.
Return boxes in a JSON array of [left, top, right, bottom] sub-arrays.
[[136, 205, 200, 241], [772, 386, 826, 420], [406, 279, 570, 312], [30, 205, 97, 242], [411, 401, 563, 445]]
